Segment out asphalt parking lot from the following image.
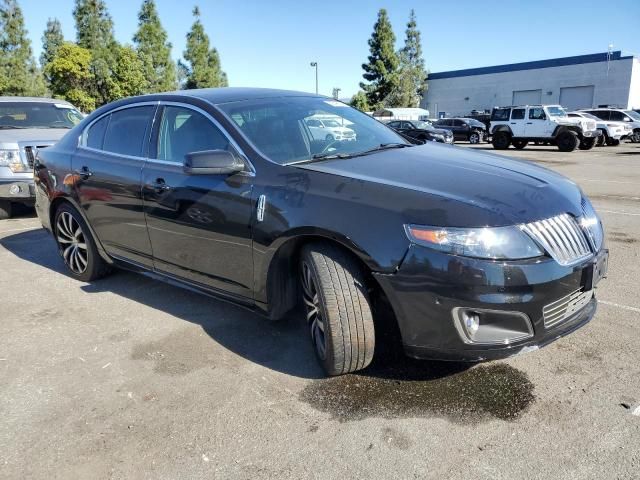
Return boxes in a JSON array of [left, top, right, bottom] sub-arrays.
[[1, 142, 639, 479]]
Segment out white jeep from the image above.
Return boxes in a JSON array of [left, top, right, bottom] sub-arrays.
[[490, 105, 599, 152]]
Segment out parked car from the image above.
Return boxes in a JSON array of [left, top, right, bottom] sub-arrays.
[[386, 120, 454, 144], [580, 108, 640, 143], [434, 118, 486, 143], [0, 97, 83, 219], [568, 111, 631, 146], [304, 117, 356, 142], [490, 105, 599, 151], [35, 88, 608, 376]]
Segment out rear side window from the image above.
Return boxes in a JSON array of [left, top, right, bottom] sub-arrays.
[[511, 108, 525, 120], [157, 106, 230, 164], [491, 108, 510, 121], [86, 115, 109, 149], [102, 106, 155, 157]]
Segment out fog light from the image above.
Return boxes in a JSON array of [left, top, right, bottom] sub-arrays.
[[452, 307, 534, 345], [9, 184, 21, 195]]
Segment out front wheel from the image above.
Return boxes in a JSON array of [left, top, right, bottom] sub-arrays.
[[54, 203, 111, 282], [556, 131, 578, 152], [492, 131, 511, 150], [606, 137, 620, 146], [0, 200, 12, 220], [578, 137, 596, 150], [469, 132, 481, 144], [300, 243, 375, 376]]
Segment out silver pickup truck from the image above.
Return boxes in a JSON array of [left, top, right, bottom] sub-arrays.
[[0, 97, 83, 219]]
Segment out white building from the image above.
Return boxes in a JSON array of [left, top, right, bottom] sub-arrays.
[[421, 51, 640, 117]]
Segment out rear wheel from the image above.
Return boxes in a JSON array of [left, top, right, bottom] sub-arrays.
[[578, 137, 596, 150], [300, 242, 375, 376], [492, 131, 511, 150], [512, 140, 528, 150], [54, 203, 111, 282], [0, 200, 12, 220], [556, 131, 578, 152]]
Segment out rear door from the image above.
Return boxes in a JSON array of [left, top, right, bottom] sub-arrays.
[[141, 103, 254, 299], [72, 104, 157, 266], [509, 108, 526, 136]]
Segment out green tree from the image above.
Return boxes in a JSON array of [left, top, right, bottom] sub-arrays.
[[180, 6, 227, 89], [360, 9, 399, 109], [73, 0, 117, 105], [40, 18, 64, 68], [350, 91, 370, 112], [389, 10, 427, 107], [45, 42, 95, 111], [133, 0, 176, 93], [106, 44, 148, 100], [0, 0, 44, 96]]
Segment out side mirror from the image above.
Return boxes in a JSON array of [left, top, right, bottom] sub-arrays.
[[184, 150, 245, 175]]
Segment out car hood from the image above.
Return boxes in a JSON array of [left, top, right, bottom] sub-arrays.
[[296, 143, 584, 227], [0, 128, 70, 145], [426, 126, 452, 135]]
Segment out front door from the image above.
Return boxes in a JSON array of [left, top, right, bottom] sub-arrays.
[[525, 107, 551, 138], [141, 104, 254, 299], [72, 105, 156, 267]]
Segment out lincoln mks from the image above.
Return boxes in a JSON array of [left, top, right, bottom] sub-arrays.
[[34, 88, 608, 376]]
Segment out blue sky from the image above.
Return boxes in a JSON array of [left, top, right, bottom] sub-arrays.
[[19, 0, 640, 98]]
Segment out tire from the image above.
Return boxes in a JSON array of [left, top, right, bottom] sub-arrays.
[[0, 200, 12, 220], [300, 242, 375, 376], [556, 131, 578, 152], [632, 131, 640, 143], [578, 137, 596, 150], [469, 131, 481, 144], [596, 133, 606, 146], [512, 140, 528, 150], [606, 137, 620, 147], [54, 203, 111, 282], [492, 131, 511, 150]]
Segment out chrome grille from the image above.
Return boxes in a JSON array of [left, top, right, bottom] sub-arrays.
[[522, 214, 592, 266], [543, 288, 593, 328], [22, 145, 49, 169]]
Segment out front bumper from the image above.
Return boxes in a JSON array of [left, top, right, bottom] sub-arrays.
[[582, 130, 601, 138], [0, 179, 35, 203], [373, 245, 608, 362]]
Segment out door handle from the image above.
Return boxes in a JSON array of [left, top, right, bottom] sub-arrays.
[[510, 122, 516, 124], [526, 122, 533, 125], [74, 166, 93, 178], [150, 178, 171, 192]]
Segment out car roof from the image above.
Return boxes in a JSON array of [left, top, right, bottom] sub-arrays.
[[0, 96, 73, 105], [147, 87, 323, 105]]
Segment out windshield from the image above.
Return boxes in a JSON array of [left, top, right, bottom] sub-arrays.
[[0, 102, 83, 129], [219, 97, 407, 165], [579, 112, 600, 121], [546, 106, 567, 118], [625, 110, 640, 121]]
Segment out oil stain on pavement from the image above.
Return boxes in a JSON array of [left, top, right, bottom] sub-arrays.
[[300, 357, 535, 423]]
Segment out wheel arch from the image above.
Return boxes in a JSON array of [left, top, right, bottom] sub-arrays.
[[490, 124, 512, 135]]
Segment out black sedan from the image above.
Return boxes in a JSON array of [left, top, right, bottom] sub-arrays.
[[434, 118, 486, 143], [386, 120, 454, 144], [34, 88, 608, 376]]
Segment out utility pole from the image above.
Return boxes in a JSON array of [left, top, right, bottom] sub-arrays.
[[310, 62, 318, 94], [332, 88, 341, 100]]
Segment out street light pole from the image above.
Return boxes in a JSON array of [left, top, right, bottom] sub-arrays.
[[310, 62, 318, 94]]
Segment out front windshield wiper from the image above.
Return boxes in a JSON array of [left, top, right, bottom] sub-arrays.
[[287, 142, 413, 166]]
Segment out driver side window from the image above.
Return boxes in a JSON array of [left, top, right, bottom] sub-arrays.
[[529, 108, 546, 120], [157, 106, 230, 164]]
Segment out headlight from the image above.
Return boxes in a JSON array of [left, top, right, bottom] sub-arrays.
[[405, 224, 544, 260], [432, 134, 444, 141], [0, 149, 28, 173], [580, 197, 604, 251]]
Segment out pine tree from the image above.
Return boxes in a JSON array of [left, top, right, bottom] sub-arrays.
[[390, 10, 427, 107], [0, 0, 43, 96], [73, 0, 117, 105], [133, 0, 176, 93], [106, 44, 148, 100], [360, 9, 399, 109], [40, 18, 64, 68], [180, 6, 227, 89], [350, 91, 370, 112]]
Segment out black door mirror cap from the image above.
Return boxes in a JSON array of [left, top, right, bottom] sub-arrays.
[[183, 150, 245, 175]]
